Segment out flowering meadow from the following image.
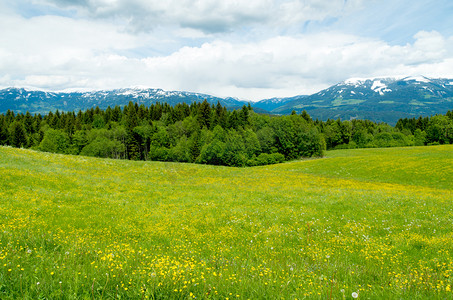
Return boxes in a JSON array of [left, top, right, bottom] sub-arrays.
[[0, 145, 452, 299]]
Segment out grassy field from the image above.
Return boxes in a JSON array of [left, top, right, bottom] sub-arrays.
[[0, 145, 452, 299]]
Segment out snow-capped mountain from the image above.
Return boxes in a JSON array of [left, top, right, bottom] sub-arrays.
[[1, 76, 453, 124], [0, 87, 248, 115], [253, 95, 307, 112], [272, 76, 453, 124]]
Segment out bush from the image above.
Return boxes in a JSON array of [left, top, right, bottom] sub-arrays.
[[254, 153, 285, 166]]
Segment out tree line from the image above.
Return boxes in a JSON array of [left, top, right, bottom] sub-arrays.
[[0, 100, 452, 166]]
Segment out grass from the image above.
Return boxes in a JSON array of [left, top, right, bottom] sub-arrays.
[[0, 145, 452, 299]]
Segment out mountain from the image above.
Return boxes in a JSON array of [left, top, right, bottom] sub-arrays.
[[272, 76, 453, 124], [0, 87, 248, 115], [252, 96, 306, 112], [2, 76, 453, 124]]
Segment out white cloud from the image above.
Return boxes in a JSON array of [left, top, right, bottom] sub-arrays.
[[1, 1, 453, 101], [33, 0, 366, 33]]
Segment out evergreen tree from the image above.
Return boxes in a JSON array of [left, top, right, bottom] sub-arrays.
[[9, 121, 27, 148], [23, 111, 34, 135], [301, 110, 313, 123], [5, 110, 15, 123], [227, 110, 240, 129], [239, 105, 250, 127], [0, 116, 9, 145], [189, 130, 202, 162], [111, 106, 122, 122], [197, 100, 212, 128], [124, 101, 141, 160], [212, 101, 227, 128]]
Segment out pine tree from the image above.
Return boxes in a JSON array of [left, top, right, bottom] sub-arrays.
[[239, 105, 250, 127], [23, 111, 34, 134], [197, 100, 212, 128], [124, 101, 141, 160], [9, 121, 27, 148], [189, 130, 202, 162], [301, 110, 313, 123], [0, 116, 9, 145]]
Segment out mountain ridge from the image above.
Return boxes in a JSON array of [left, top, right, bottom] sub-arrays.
[[270, 76, 453, 124], [1, 75, 453, 124]]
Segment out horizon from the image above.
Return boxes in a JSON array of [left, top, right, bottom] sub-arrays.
[[1, 74, 450, 103], [1, 0, 453, 101]]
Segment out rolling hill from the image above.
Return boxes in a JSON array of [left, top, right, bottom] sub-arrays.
[[1, 145, 452, 298]]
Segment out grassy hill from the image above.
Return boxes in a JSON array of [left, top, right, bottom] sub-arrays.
[[0, 145, 452, 299]]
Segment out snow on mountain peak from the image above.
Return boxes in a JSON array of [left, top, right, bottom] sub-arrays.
[[371, 80, 392, 95], [344, 78, 368, 86], [403, 76, 431, 83]]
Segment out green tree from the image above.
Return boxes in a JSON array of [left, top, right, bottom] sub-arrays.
[[124, 102, 141, 160], [301, 110, 313, 123], [39, 129, 70, 154], [9, 121, 27, 148], [168, 136, 191, 162], [426, 115, 452, 144], [223, 129, 246, 166], [239, 105, 250, 127], [198, 139, 225, 165], [414, 129, 427, 146], [243, 129, 261, 158], [189, 130, 202, 162], [271, 117, 296, 159], [0, 116, 10, 145], [80, 137, 126, 159], [256, 126, 276, 154], [212, 101, 227, 128], [197, 100, 212, 128]]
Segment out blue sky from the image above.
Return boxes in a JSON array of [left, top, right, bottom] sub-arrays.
[[1, 0, 453, 100]]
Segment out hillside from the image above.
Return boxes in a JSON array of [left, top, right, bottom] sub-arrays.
[[1, 145, 452, 299], [272, 76, 453, 124]]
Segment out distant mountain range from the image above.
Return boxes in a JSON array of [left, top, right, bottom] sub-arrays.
[[268, 76, 453, 124], [0, 87, 246, 115], [1, 76, 453, 125]]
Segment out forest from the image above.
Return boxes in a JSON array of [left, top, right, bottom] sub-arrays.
[[0, 100, 452, 167]]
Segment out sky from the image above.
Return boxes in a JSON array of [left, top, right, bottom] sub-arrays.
[[1, 0, 453, 101]]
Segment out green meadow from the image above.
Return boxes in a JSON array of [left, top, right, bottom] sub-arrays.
[[0, 145, 452, 299]]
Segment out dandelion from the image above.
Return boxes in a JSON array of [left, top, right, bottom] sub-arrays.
[[352, 292, 359, 298]]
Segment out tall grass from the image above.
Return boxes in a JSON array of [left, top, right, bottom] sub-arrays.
[[0, 145, 452, 299]]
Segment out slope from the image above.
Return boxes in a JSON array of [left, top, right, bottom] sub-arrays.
[[0, 145, 452, 298], [273, 76, 453, 124]]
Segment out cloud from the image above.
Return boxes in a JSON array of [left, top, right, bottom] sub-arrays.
[[1, 1, 453, 101], [329, 0, 453, 45], [2, 12, 452, 101], [33, 0, 365, 33]]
